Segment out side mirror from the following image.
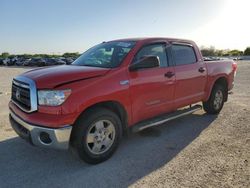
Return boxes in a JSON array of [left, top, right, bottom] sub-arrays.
[[129, 55, 160, 71]]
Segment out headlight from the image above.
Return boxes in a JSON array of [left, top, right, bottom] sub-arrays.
[[38, 89, 71, 106]]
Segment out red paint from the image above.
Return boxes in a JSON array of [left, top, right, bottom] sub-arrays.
[[9, 38, 236, 128]]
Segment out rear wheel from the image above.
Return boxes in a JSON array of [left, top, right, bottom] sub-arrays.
[[203, 84, 225, 114], [72, 108, 122, 164]]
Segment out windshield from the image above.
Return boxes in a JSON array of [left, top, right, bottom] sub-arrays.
[[72, 41, 136, 68]]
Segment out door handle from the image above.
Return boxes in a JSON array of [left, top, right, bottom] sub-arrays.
[[165, 71, 175, 78], [198, 67, 206, 73]]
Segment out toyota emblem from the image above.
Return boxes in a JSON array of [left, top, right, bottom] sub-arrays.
[[16, 89, 21, 100]]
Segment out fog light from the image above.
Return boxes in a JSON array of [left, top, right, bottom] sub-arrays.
[[39, 132, 52, 144]]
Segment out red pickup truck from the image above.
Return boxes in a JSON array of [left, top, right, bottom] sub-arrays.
[[9, 38, 237, 164]]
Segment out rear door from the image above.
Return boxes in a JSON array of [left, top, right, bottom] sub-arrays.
[[170, 43, 207, 108], [129, 42, 175, 124]]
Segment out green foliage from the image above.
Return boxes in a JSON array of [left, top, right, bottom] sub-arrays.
[[215, 50, 224, 57], [62, 52, 80, 58], [222, 53, 230, 57], [200, 46, 227, 57], [0, 53, 63, 59], [31, 54, 60, 58], [244, 47, 250, 55], [229, 50, 243, 56], [22, 54, 33, 58], [201, 46, 216, 56], [1, 52, 10, 58], [200, 47, 244, 57]]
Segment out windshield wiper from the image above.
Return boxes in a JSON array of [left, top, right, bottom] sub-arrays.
[[82, 64, 112, 68], [82, 64, 101, 67]]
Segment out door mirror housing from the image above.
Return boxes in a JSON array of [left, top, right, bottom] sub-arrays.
[[129, 55, 160, 71]]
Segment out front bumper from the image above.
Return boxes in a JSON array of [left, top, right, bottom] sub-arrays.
[[9, 111, 72, 150]]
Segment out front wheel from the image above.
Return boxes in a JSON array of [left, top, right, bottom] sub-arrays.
[[203, 84, 225, 114], [72, 108, 122, 164]]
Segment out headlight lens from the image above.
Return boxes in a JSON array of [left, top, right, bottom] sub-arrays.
[[38, 89, 71, 106]]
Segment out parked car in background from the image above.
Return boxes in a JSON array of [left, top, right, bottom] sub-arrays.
[[3, 58, 14, 66], [27, 58, 47, 67], [23, 58, 32, 66], [0, 58, 3, 65], [65, 57, 75, 64], [0, 55, 78, 67], [203, 57, 213, 61], [11, 56, 19, 64], [15, 57, 26, 66], [54, 57, 66, 65], [233, 57, 243, 61], [44, 57, 66, 66]]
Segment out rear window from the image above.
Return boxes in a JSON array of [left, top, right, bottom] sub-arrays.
[[172, 44, 197, 65]]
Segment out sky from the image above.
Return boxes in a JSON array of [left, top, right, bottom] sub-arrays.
[[0, 0, 249, 54]]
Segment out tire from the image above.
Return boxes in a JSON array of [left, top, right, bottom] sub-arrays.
[[203, 84, 226, 114], [72, 107, 122, 164]]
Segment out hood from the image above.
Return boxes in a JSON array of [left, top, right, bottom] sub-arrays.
[[22, 65, 110, 88]]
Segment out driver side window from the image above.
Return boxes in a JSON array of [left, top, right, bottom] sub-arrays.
[[134, 44, 168, 67]]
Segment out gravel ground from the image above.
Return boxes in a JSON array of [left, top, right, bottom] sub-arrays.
[[0, 62, 249, 188]]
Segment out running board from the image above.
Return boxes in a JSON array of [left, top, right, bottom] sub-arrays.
[[132, 104, 202, 132]]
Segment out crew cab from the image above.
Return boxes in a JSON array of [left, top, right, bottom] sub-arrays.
[[9, 38, 237, 164]]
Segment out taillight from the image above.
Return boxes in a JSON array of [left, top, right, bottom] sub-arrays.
[[232, 62, 237, 72]]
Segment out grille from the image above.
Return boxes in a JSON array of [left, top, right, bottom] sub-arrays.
[[11, 80, 31, 111]]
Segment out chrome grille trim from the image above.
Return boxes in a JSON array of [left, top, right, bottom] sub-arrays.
[[13, 80, 30, 89], [12, 76, 38, 113]]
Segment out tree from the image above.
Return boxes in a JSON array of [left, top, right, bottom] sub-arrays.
[[62, 52, 80, 58], [200, 46, 216, 56], [244, 47, 250, 55], [1, 52, 10, 58], [229, 50, 243, 56], [215, 50, 224, 56], [22, 54, 33, 58]]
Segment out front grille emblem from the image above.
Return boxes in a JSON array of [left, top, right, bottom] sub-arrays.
[[16, 89, 21, 100]]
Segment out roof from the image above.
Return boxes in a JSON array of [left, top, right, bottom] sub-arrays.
[[109, 37, 195, 44]]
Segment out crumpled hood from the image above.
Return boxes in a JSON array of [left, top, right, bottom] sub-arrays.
[[21, 65, 110, 88]]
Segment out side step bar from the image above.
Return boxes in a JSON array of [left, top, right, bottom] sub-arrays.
[[132, 104, 202, 132]]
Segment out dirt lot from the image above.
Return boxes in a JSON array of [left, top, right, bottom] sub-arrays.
[[0, 62, 249, 188]]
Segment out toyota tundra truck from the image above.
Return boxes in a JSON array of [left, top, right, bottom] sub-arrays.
[[9, 38, 237, 164]]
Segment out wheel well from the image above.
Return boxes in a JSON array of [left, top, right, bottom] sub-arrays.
[[76, 101, 128, 135], [213, 77, 228, 101]]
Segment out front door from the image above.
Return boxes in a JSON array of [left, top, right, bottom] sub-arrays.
[[129, 43, 175, 124]]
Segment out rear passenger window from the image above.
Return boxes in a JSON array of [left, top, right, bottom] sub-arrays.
[[172, 44, 197, 65], [134, 44, 168, 67]]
